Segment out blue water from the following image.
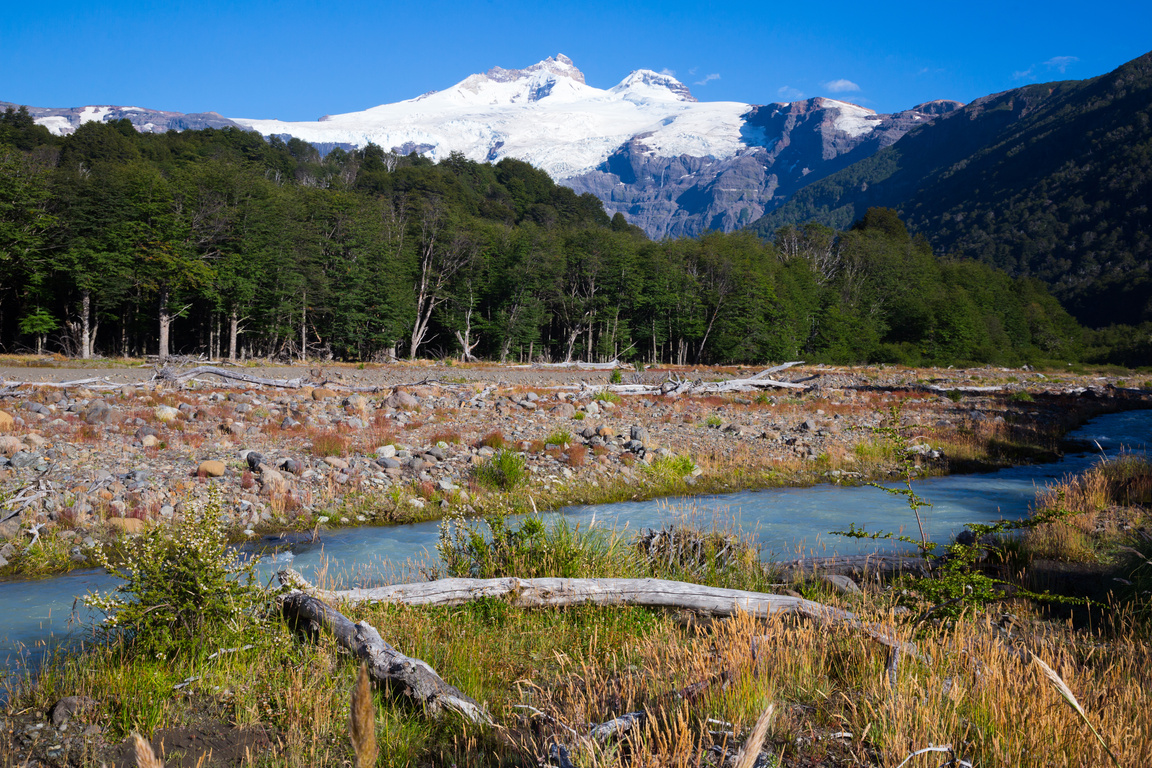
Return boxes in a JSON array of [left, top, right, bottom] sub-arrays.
[[3, 408, 1150, 684]]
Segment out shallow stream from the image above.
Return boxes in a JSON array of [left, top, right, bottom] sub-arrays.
[[3, 408, 1150, 682]]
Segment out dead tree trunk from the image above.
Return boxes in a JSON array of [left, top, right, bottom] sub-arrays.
[[281, 571, 924, 664], [281, 590, 494, 725]]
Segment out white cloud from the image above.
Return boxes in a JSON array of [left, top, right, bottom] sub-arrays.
[[823, 78, 860, 93], [660, 68, 676, 76], [689, 67, 698, 76], [777, 85, 805, 100], [694, 73, 720, 86], [1044, 55, 1079, 73], [1012, 66, 1035, 80]]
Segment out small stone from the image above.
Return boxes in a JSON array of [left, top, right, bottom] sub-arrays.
[[585, 401, 600, 416], [312, 387, 338, 400], [0, 410, 14, 431], [141, 434, 160, 448], [246, 452, 264, 471], [49, 696, 97, 727], [376, 444, 397, 458], [384, 390, 419, 409], [821, 574, 862, 594], [198, 460, 227, 477], [0, 436, 23, 456], [324, 457, 349, 470]]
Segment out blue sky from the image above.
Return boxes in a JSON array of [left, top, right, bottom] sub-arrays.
[[2, 0, 1150, 120]]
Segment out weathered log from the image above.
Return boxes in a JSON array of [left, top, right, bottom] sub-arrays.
[[281, 571, 924, 663], [157, 366, 305, 388], [280, 590, 494, 726]]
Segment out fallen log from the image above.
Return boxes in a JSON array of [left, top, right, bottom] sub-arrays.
[[280, 571, 924, 664], [280, 590, 494, 726], [156, 366, 305, 388]]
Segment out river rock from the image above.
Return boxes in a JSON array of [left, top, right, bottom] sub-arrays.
[[0, 410, 13, 431], [312, 387, 338, 400], [10, 452, 38, 469], [0, 436, 23, 456], [49, 696, 96, 727], [585, 401, 600, 416], [343, 394, 368, 412], [83, 402, 114, 424], [141, 434, 160, 448], [376, 444, 397, 458], [551, 403, 576, 418], [198, 460, 227, 477], [154, 405, 180, 422], [106, 517, 146, 535], [385, 390, 419, 409]]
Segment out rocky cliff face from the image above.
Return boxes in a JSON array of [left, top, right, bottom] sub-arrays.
[[563, 98, 962, 239]]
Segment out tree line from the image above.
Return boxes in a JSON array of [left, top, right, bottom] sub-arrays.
[[0, 106, 1088, 367]]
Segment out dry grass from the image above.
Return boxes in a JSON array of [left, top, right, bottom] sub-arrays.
[[1025, 453, 1152, 561], [309, 429, 351, 458]]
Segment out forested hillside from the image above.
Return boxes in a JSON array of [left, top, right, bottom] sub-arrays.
[[0, 108, 1083, 366], [751, 52, 1152, 329]]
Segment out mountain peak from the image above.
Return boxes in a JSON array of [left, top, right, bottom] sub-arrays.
[[611, 69, 697, 102], [477, 54, 586, 86]]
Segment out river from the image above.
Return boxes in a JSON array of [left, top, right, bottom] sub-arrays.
[[2, 408, 1150, 683]]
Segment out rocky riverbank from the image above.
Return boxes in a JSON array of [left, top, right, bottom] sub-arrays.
[[0, 360, 1140, 576]]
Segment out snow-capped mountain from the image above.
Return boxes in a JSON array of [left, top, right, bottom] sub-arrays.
[[231, 54, 749, 181], [15, 55, 962, 239]]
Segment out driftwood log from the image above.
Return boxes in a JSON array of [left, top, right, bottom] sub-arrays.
[[280, 589, 494, 725], [154, 365, 382, 392], [280, 570, 924, 664]]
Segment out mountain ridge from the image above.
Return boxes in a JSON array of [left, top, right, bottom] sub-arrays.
[[5, 54, 960, 239], [748, 50, 1152, 326]]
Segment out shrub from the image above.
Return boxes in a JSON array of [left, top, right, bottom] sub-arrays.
[[437, 514, 639, 579], [704, 414, 723, 428], [472, 449, 528, 490], [593, 391, 621, 404], [84, 490, 263, 653], [645, 454, 697, 480], [477, 430, 507, 450], [311, 429, 350, 457], [545, 429, 573, 446], [609, 368, 623, 384], [572, 412, 586, 421], [566, 444, 588, 466]]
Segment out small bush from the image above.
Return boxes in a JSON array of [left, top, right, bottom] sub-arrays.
[[704, 414, 723, 428], [609, 368, 623, 384], [572, 412, 586, 421], [593, 391, 621, 404], [566, 444, 588, 466], [84, 490, 263, 653], [1010, 391, 1035, 403], [646, 454, 696, 480], [428, 429, 462, 445], [472, 449, 528, 490], [437, 514, 639, 579], [311, 430, 350, 457], [545, 429, 573, 446], [477, 430, 507, 450]]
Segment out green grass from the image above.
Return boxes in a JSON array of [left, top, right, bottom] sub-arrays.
[[544, 429, 573, 446], [471, 449, 528, 491]]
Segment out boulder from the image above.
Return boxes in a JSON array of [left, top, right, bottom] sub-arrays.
[[384, 390, 419, 409], [0, 435, 23, 456], [197, 460, 227, 477], [0, 410, 13, 431], [154, 405, 180, 422], [312, 387, 338, 400], [106, 517, 146, 535], [551, 403, 576, 418]]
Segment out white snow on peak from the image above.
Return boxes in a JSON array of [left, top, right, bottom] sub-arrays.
[[818, 98, 880, 138], [230, 57, 855, 179], [79, 106, 112, 124], [36, 116, 74, 136]]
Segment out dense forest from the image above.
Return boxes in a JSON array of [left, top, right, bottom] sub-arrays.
[[0, 106, 1092, 367], [752, 52, 1152, 332]]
